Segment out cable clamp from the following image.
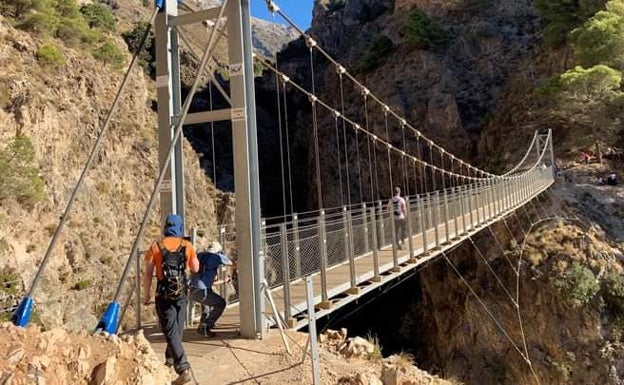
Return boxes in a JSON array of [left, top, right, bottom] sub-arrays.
[[281, 74, 290, 83], [354, 123, 361, 130], [361, 87, 370, 96], [400, 118, 406, 126], [336, 65, 346, 74], [333, 110, 341, 119], [308, 94, 318, 103], [306, 36, 317, 48], [372, 134, 377, 140], [383, 104, 390, 113], [267, 1, 280, 13]]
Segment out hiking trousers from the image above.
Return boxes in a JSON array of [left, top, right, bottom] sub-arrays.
[[394, 218, 406, 245], [155, 296, 190, 374], [190, 287, 226, 329]]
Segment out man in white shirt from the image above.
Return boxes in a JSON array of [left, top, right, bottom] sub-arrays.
[[388, 186, 407, 249]]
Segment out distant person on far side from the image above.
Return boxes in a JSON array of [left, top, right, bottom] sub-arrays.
[[388, 186, 407, 249]]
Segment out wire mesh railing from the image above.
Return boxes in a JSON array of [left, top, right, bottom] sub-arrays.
[[182, 166, 554, 318]]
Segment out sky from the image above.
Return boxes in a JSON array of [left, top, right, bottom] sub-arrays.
[[250, 0, 314, 30]]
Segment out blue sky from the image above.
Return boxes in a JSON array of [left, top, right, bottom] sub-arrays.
[[251, 0, 314, 30]]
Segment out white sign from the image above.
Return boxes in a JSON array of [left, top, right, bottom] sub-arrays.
[[160, 179, 172, 192], [231, 108, 246, 122], [156, 75, 169, 88], [229, 63, 243, 77]]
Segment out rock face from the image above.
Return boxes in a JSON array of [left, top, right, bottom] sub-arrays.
[[396, 208, 624, 384], [0, 323, 171, 384], [0, 12, 227, 330], [254, 0, 541, 212]]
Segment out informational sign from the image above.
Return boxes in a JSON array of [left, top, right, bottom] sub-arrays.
[[156, 75, 169, 88], [160, 179, 172, 192], [229, 63, 243, 77], [231, 107, 246, 122]]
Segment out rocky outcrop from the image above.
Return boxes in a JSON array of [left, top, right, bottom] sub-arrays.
[[254, 0, 541, 213], [0, 323, 172, 384], [0, 14, 227, 330]]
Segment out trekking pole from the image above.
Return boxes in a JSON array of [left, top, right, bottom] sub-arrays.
[[12, 6, 160, 327]]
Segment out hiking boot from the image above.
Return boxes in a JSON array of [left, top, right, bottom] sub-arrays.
[[172, 369, 191, 385], [165, 357, 174, 367], [197, 325, 217, 338]]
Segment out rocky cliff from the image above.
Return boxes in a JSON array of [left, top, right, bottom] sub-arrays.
[[254, 0, 542, 213], [0, 13, 222, 330]]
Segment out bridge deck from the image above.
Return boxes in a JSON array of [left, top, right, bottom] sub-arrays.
[[147, 173, 553, 366]]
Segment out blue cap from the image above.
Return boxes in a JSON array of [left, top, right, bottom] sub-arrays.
[[163, 214, 183, 237]]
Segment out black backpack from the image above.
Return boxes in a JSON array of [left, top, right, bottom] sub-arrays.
[[156, 241, 187, 301]]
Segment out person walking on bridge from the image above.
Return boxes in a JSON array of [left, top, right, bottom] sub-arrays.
[[190, 240, 233, 338], [388, 187, 407, 249], [143, 214, 199, 385]]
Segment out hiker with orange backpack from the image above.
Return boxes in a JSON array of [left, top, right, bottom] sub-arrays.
[[142, 214, 199, 385]]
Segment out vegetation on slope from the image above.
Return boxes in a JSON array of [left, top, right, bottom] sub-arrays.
[[536, 0, 624, 159], [0, 0, 124, 69]]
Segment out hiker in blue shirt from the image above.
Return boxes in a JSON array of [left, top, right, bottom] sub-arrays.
[[189, 240, 232, 337]]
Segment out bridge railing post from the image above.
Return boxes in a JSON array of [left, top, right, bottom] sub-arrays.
[[218, 226, 227, 301], [378, 200, 386, 248], [362, 203, 369, 253], [459, 185, 467, 235], [419, 194, 429, 256], [452, 187, 459, 239], [510, 178, 516, 208], [493, 179, 501, 217], [442, 188, 450, 244], [486, 179, 492, 221], [433, 191, 441, 249], [406, 197, 415, 262], [500, 179, 509, 212], [480, 180, 487, 224], [369, 206, 381, 281], [467, 184, 475, 230], [390, 206, 399, 271], [279, 223, 294, 327], [475, 180, 484, 227], [344, 207, 358, 294], [292, 213, 301, 280], [318, 211, 331, 309]]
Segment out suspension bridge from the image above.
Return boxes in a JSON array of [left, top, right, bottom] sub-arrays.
[[10, 0, 556, 377]]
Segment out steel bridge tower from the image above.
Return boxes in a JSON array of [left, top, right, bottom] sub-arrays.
[[154, 0, 265, 338]]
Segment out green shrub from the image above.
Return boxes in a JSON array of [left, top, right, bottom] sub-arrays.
[[356, 35, 394, 73], [602, 273, 624, 317], [0, 136, 45, 205], [80, 3, 116, 32], [122, 21, 154, 73], [72, 279, 92, 291], [535, 0, 607, 47], [36, 42, 65, 67], [54, 0, 80, 18], [56, 16, 99, 47], [571, 7, 624, 69], [557, 262, 599, 305], [1, 0, 50, 18], [0, 271, 20, 297], [17, 11, 59, 35], [93, 40, 125, 69], [405, 9, 448, 50]]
